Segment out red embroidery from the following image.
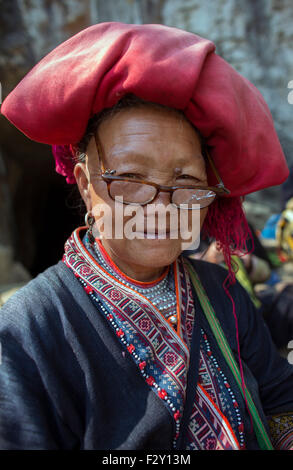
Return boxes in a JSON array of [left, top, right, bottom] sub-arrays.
[[174, 410, 181, 420], [80, 266, 94, 276], [85, 285, 93, 294], [238, 423, 244, 433], [109, 289, 123, 301], [158, 389, 167, 399], [127, 344, 135, 354], [139, 318, 151, 332], [164, 351, 178, 367], [146, 376, 155, 386]]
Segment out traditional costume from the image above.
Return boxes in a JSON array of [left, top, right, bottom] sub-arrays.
[[1, 22, 292, 450], [0, 227, 292, 450]]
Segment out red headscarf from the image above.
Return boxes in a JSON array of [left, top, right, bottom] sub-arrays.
[[1, 22, 288, 195]]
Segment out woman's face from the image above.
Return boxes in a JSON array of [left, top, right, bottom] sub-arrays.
[[75, 106, 209, 280]]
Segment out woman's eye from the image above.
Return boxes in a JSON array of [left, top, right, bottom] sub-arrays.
[[177, 174, 198, 181], [120, 173, 141, 179]]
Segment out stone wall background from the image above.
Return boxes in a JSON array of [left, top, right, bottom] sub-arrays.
[[0, 0, 292, 295]]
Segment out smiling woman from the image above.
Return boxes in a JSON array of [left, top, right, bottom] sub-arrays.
[[0, 22, 293, 451], [73, 99, 210, 281]]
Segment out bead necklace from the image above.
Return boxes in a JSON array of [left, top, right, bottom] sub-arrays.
[[86, 237, 178, 328]]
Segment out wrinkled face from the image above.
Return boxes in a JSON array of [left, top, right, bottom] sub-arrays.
[[74, 106, 209, 279]]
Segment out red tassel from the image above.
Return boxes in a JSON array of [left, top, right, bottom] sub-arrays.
[[202, 196, 253, 283]]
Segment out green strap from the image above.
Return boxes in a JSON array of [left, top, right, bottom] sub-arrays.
[[186, 260, 273, 450]]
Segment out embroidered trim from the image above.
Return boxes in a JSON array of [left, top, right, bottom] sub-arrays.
[[268, 413, 293, 450], [197, 328, 245, 449], [189, 385, 239, 450]]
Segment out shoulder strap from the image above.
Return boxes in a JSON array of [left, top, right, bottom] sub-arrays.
[[185, 259, 274, 450]]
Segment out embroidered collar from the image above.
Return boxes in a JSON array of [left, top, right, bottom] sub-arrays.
[[84, 234, 178, 327]]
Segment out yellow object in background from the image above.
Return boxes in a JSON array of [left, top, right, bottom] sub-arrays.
[[276, 198, 293, 261]]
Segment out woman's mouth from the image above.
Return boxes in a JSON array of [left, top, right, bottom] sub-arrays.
[[134, 229, 178, 239]]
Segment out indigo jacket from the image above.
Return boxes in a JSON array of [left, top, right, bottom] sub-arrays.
[[0, 259, 292, 450]]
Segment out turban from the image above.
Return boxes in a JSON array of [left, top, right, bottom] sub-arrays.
[[1, 22, 288, 196]]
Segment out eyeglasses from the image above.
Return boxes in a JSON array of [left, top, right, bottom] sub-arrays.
[[92, 138, 230, 210], [100, 173, 229, 209]]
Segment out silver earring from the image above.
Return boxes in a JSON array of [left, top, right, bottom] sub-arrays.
[[85, 212, 95, 242], [85, 211, 94, 227]]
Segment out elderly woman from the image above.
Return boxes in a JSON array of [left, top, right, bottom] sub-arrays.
[[1, 22, 293, 451]]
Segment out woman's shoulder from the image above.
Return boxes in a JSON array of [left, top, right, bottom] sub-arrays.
[[184, 256, 257, 339], [0, 261, 77, 337], [185, 256, 245, 300], [1, 260, 73, 304], [187, 257, 229, 281]]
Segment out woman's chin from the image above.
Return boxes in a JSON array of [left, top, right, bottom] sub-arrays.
[[125, 237, 183, 266]]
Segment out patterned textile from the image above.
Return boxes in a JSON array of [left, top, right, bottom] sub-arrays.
[[185, 331, 245, 450], [268, 414, 293, 450], [62, 227, 245, 449]]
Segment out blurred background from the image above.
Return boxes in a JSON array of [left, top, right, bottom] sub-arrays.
[[0, 0, 293, 306]]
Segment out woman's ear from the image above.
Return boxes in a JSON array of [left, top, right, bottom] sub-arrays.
[[74, 162, 92, 210]]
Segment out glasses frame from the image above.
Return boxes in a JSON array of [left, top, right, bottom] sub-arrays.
[[100, 173, 227, 208], [92, 136, 230, 208]]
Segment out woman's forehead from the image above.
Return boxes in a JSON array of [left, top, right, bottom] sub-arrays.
[[95, 106, 204, 168], [98, 149, 205, 170], [97, 105, 200, 139]]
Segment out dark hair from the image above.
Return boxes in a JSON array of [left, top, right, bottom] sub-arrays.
[[73, 94, 207, 162]]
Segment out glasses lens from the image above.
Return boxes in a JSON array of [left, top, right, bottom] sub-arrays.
[[109, 181, 156, 204], [172, 188, 216, 209]]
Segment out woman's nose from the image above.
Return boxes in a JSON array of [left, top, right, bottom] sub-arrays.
[[142, 189, 171, 214], [156, 189, 172, 204], [142, 191, 175, 231]]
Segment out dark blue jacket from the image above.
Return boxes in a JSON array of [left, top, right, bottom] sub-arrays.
[[0, 259, 292, 449]]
